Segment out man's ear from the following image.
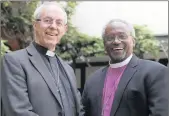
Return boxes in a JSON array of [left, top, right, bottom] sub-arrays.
[[132, 37, 136, 48], [103, 41, 108, 55], [64, 24, 68, 32], [33, 21, 37, 30], [104, 49, 108, 55]]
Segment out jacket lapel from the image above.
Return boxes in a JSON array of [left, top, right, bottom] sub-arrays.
[[26, 43, 63, 108], [57, 57, 82, 115], [98, 67, 108, 115], [110, 55, 139, 116]]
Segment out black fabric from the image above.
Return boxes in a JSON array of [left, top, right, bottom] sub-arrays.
[[57, 58, 76, 116], [33, 42, 75, 116], [33, 41, 48, 56], [33, 42, 53, 76], [48, 56, 75, 116]]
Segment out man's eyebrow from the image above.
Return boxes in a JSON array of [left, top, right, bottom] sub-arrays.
[[109, 32, 127, 34], [118, 32, 128, 34], [105, 32, 128, 36], [43, 17, 63, 21], [43, 17, 53, 19]]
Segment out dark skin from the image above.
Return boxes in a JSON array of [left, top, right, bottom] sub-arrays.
[[103, 22, 135, 63]]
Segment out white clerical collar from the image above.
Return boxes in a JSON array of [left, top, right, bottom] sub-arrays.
[[46, 50, 55, 57], [109, 54, 133, 68]]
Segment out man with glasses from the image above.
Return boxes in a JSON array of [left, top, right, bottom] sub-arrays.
[[82, 19, 168, 116], [1, 2, 84, 116]]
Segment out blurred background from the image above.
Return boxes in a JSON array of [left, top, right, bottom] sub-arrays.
[[1, 1, 168, 91]]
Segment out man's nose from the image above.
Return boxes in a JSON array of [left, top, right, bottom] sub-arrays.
[[113, 36, 121, 43], [49, 21, 58, 29]]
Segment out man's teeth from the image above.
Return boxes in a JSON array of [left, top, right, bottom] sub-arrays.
[[113, 48, 123, 50], [46, 32, 57, 36]]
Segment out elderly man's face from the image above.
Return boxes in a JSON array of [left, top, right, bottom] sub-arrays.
[[103, 22, 135, 63], [33, 6, 67, 51]]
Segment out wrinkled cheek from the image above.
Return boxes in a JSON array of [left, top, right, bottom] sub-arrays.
[[106, 45, 111, 52], [38, 31, 45, 38], [104, 46, 109, 53], [106, 48, 113, 56], [41, 33, 45, 39]]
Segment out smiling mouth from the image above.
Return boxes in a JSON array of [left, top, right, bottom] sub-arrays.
[[112, 48, 123, 50], [46, 33, 58, 36], [111, 48, 124, 53]]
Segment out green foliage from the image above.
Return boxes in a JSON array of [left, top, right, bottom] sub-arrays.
[[1, 1, 160, 61], [56, 2, 105, 60], [134, 25, 160, 58], [1, 1, 34, 30], [57, 33, 105, 60], [56, 2, 159, 60], [1, 40, 10, 56], [1, 1, 37, 48], [20, 1, 39, 22]]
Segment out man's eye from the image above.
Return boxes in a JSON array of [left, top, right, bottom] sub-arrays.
[[44, 19, 52, 23], [119, 35, 126, 39], [57, 22, 62, 26], [106, 37, 114, 41], [56, 21, 64, 26]]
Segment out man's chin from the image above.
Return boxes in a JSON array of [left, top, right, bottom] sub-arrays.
[[46, 39, 59, 45], [44, 38, 60, 50], [111, 58, 124, 63], [110, 55, 126, 63], [44, 42, 56, 51]]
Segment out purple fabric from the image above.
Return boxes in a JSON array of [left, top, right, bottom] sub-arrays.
[[102, 65, 127, 116]]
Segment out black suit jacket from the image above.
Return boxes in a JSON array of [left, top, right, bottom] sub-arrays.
[[82, 55, 168, 116]]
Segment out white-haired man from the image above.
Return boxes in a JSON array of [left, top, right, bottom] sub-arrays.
[[1, 2, 84, 116], [82, 19, 168, 116]]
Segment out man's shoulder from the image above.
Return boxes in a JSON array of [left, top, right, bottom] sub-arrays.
[[6, 49, 26, 55], [139, 58, 167, 69], [3, 49, 27, 61], [90, 66, 107, 76], [136, 58, 168, 75], [85, 66, 107, 84]]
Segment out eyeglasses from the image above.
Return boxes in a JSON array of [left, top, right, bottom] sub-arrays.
[[36, 18, 65, 27], [104, 33, 129, 42]]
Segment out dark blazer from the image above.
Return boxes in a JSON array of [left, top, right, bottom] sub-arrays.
[[82, 55, 168, 116], [1, 43, 84, 116]]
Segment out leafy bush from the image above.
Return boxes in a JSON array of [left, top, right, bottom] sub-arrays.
[[1, 40, 10, 56]]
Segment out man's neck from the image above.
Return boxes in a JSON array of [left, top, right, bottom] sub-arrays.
[[109, 54, 133, 68], [34, 41, 55, 52]]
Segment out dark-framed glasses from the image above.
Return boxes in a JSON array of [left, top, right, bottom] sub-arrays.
[[104, 33, 129, 42]]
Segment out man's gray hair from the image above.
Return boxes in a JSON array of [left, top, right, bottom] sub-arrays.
[[33, 1, 67, 24], [102, 19, 135, 39]]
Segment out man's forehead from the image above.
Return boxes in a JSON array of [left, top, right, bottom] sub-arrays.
[[40, 6, 64, 18], [105, 23, 130, 35]]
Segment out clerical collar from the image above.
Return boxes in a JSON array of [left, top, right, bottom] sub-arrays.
[[109, 54, 133, 68], [46, 50, 55, 57], [33, 41, 55, 57]]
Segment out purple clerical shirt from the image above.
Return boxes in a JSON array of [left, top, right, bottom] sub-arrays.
[[102, 65, 127, 116]]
